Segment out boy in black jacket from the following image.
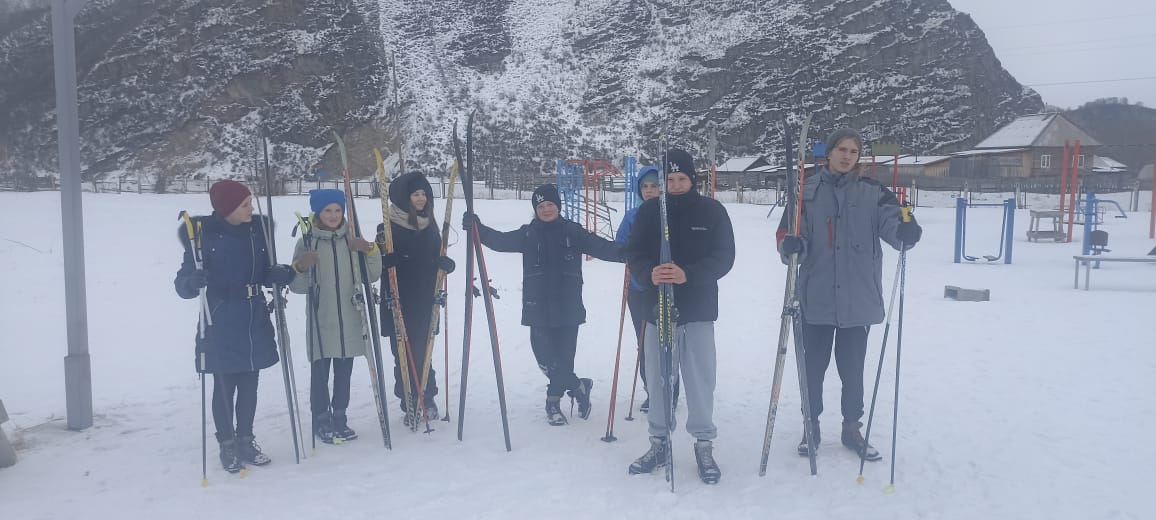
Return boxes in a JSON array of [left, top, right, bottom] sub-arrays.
[[463, 184, 624, 425], [624, 148, 735, 484]]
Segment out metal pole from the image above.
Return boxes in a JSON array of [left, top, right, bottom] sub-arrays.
[[53, 0, 93, 431]]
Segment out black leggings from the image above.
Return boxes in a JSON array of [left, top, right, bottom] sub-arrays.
[[801, 323, 869, 423], [212, 371, 258, 442], [310, 357, 355, 417]]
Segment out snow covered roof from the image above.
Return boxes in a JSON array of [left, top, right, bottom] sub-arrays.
[[1092, 156, 1129, 173], [874, 155, 951, 165], [717, 156, 771, 173], [975, 114, 1101, 149], [952, 148, 1026, 157]]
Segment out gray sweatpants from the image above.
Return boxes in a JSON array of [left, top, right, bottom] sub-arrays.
[[643, 321, 717, 441]]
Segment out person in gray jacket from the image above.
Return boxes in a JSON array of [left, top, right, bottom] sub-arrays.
[[289, 189, 381, 444], [776, 128, 922, 461]]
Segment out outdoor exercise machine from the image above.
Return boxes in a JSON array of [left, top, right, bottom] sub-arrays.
[[954, 197, 1016, 264]]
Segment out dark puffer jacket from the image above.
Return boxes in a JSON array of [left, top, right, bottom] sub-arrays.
[[174, 215, 290, 374], [625, 189, 736, 324], [476, 218, 624, 327]]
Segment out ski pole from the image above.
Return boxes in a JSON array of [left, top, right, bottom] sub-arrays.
[[602, 267, 631, 442], [624, 325, 644, 422]]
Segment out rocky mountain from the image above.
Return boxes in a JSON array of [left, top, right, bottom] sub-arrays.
[[0, 0, 1043, 188]]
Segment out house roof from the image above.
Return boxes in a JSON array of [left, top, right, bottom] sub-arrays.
[[1092, 156, 1129, 173], [951, 148, 1027, 157], [875, 155, 952, 165], [717, 156, 771, 173], [975, 113, 1101, 149]]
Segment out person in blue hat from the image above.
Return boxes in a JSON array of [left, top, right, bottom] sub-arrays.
[[615, 166, 679, 413], [288, 189, 380, 443]]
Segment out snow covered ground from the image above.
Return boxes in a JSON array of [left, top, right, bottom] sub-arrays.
[[1, 190, 1153, 519]]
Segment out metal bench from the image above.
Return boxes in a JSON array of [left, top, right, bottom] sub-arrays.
[[0, 399, 15, 468], [1072, 255, 1156, 290]]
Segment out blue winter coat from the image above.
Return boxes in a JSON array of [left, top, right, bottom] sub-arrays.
[[615, 207, 645, 292], [174, 215, 290, 374]]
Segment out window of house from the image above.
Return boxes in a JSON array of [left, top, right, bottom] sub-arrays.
[[1040, 154, 1051, 169], [1078, 155, 1086, 168]]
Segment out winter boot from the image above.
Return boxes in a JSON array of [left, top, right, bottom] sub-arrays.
[[568, 378, 593, 420], [841, 420, 881, 461], [797, 420, 821, 457], [639, 397, 649, 414], [314, 411, 337, 444], [236, 435, 271, 466], [423, 400, 440, 422], [628, 436, 670, 474], [545, 396, 568, 426], [694, 439, 721, 484], [331, 409, 357, 442], [218, 439, 243, 474]]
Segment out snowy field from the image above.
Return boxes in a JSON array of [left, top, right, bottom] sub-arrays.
[[1, 190, 1154, 519]]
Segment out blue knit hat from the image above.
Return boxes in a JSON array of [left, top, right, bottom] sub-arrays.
[[637, 165, 659, 197], [309, 189, 346, 215]]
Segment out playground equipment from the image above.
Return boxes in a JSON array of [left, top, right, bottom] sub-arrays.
[[954, 198, 1016, 264], [1027, 210, 1065, 242], [0, 399, 15, 468], [556, 158, 624, 242]]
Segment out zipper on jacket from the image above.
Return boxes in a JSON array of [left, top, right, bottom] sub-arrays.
[[248, 225, 257, 372], [330, 238, 348, 358]]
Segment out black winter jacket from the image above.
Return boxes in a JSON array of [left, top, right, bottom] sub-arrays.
[[378, 221, 442, 340], [476, 218, 624, 327], [625, 190, 735, 324]]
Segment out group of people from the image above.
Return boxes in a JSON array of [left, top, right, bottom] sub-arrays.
[[174, 128, 923, 485]]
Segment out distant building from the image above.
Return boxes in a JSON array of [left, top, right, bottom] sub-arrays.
[[948, 114, 1101, 178]]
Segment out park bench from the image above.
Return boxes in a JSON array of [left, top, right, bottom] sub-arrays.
[[1072, 255, 1156, 290]]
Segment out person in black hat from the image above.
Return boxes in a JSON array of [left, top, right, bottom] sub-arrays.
[[374, 171, 456, 424], [775, 128, 922, 462], [624, 148, 735, 485], [174, 179, 296, 473], [462, 184, 624, 426]]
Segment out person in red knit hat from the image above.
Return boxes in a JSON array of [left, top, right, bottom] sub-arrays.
[[174, 179, 296, 474]]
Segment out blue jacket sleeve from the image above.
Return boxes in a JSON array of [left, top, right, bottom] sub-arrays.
[[615, 208, 636, 245]]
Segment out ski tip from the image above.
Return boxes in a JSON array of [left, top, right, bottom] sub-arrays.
[[883, 484, 895, 494], [201, 478, 208, 488], [239, 468, 249, 479], [856, 475, 865, 485]]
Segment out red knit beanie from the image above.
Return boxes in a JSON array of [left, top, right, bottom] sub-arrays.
[[209, 180, 251, 216]]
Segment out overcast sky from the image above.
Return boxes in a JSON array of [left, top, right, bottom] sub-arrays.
[[948, 0, 1156, 109]]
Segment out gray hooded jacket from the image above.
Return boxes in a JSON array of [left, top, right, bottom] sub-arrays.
[[778, 168, 907, 327]]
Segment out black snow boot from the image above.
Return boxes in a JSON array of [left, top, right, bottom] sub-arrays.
[[218, 439, 243, 474], [423, 400, 440, 422], [332, 409, 357, 442], [694, 439, 721, 484], [797, 420, 821, 457], [841, 420, 881, 461], [314, 411, 337, 444], [629, 436, 670, 475], [545, 396, 568, 426], [568, 378, 593, 420], [639, 397, 649, 414], [236, 435, 271, 466]]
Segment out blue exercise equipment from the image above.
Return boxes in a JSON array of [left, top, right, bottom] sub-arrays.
[[954, 198, 1016, 264]]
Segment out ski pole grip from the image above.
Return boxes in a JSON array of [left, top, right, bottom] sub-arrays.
[[900, 205, 913, 223]]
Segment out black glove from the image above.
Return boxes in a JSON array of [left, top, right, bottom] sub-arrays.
[[381, 252, 400, 269], [896, 220, 922, 245], [437, 256, 456, 274], [267, 264, 295, 286], [779, 235, 806, 257], [461, 212, 480, 231], [375, 223, 386, 245], [186, 269, 207, 290]]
